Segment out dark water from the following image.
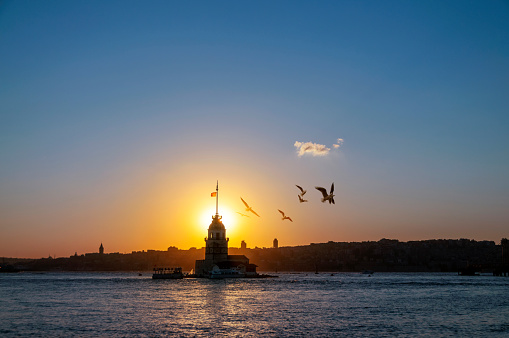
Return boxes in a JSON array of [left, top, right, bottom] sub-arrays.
[[1, 272, 508, 337]]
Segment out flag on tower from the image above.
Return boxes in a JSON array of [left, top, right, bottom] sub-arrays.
[[211, 192, 217, 197]]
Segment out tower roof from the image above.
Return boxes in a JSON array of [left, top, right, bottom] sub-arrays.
[[208, 214, 225, 231]]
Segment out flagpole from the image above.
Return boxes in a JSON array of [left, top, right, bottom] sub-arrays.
[[215, 180, 219, 216]]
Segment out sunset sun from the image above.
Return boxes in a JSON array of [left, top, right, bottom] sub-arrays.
[[200, 206, 236, 233]]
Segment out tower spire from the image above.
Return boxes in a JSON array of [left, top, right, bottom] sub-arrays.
[[215, 180, 219, 216]]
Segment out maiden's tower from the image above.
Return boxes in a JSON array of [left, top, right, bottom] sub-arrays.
[[194, 182, 258, 278]]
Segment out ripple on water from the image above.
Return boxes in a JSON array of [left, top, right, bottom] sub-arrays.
[[1, 272, 509, 337]]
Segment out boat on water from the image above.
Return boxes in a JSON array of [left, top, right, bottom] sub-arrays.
[[209, 266, 245, 279], [152, 267, 183, 279], [0, 265, 20, 273], [458, 266, 480, 276]]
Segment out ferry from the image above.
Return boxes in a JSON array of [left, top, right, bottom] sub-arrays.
[[0, 264, 20, 273], [152, 267, 183, 279], [209, 266, 245, 279], [458, 266, 480, 276]]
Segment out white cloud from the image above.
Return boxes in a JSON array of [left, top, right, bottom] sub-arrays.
[[333, 138, 344, 148], [294, 141, 330, 157], [294, 138, 344, 156]]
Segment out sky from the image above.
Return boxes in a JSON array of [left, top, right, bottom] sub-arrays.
[[1, 1, 508, 258]]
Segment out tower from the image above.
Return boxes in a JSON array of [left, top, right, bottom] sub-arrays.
[[195, 181, 229, 276], [273, 238, 278, 249], [194, 181, 258, 278], [99, 243, 104, 254], [205, 181, 228, 263], [204, 214, 229, 263]]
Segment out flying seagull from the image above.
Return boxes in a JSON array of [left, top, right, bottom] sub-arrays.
[[240, 197, 260, 217], [236, 212, 250, 217], [295, 185, 307, 197], [298, 195, 308, 203], [278, 209, 293, 222], [315, 182, 335, 204]]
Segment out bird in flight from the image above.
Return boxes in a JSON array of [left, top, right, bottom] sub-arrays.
[[295, 185, 307, 196], [236, 212, 250, 217], [240, 197, 260, 217], [315, 183, 335, 204], [278, 209, 293, 222], [298, 195, 308, 203]]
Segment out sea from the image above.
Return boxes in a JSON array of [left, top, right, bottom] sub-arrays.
[[1, 272, 508, 337]]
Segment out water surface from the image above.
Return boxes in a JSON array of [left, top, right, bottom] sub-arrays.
[[1, 272, 508, 337]]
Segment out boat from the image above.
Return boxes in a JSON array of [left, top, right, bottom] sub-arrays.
[[458, 266, 480, 276], [209, 266, 245, 279], [361, 270, 374, 275], [0, 264, 20, 273], [152, 267, 183, 279]]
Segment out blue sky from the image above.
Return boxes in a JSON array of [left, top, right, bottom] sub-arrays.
[[1, 1, 508, 257]]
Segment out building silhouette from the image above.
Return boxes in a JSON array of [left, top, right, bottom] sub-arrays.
[[241, 240, 247, 250], [194, 183, 257, 277], [194, 214, 258, 277], [99, 243, 104, 254], [273, 238, 278, 249]]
